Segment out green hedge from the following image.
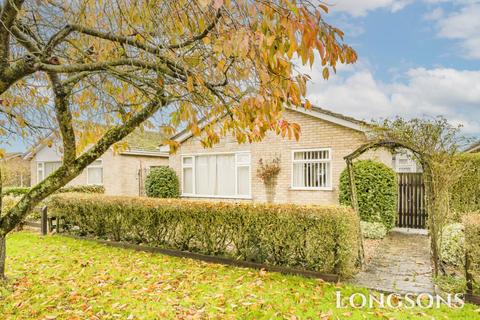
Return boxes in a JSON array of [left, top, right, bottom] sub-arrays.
[[49, 194, 360, 277], [339, 160, 397, 230], [1, 185, 104, 197], [464, 214, 480, 293], [451, 154, 480, 215], [145, 167, 179, 198], [1, 187, 30, 196]]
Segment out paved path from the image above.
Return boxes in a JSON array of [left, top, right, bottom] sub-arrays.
[[350, 230, 435, 295]]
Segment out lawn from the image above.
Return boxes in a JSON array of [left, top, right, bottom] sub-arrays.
[[0, 232, 478, 319]]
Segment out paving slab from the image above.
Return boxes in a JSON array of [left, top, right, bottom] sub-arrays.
[[350, 230, 435, 295]]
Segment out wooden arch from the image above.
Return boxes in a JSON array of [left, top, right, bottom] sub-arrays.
[[344, 140, 426, 268]]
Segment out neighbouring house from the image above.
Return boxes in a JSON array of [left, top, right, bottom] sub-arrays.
[[1, 152, 31, 187], [392, 149, 423, 173], [465, 140, 480, 153], [164, 107, 394, 205], [25, 130, 169, 196]]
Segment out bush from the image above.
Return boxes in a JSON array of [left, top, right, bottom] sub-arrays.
[[1, 185, 104, 197], [1, 196, 21, 215], [451, 154, 480, 215], [58, 185, 104, 194], [360, 221, 387, 239], [440, 223, 465, 267], [464, 214, 480, 291], [145, 167, 179, 198], [2, 187, 30, 196], [49, 193, 360, 277], [339, 160, 397, 230]]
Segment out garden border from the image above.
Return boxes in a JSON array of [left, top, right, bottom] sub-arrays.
[[63, 234, 340, 283]]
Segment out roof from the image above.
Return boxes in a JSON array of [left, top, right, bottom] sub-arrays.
[[2, 152, 25, 161], [465, 140, 480, 153], [24, 128, 168, 160], [165, 105, 367, 148]]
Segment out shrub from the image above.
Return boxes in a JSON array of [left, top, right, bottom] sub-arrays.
[[2, 187, 30, 196], [145, 167, 179, 198], [49, 193, 360, 277], [339, 160, 397, 230], [440, 223, 465, 267], [450, 154, 480, 216], [360, 221, 387, 239], [1, 196, 21, 215], [1, 185, 104, 197], [463, 214, 480, 291]]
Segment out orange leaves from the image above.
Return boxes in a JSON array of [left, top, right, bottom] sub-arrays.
[[278, 119, 301, 141]]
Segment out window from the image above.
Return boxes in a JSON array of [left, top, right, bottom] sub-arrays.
[[37, 161, 62, 181], [292, 149, 331, 189], [87, 160, 103, 185], [182, 152, 251, 198]]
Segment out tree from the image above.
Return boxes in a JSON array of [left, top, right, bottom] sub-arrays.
[[0, 0, 356, 279]]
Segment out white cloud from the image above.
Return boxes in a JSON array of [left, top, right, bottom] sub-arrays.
[[303, 63, 480, 134], [433, 3, 480, 59], [423, 7, 444, 20], [329, 0, 413, 17]]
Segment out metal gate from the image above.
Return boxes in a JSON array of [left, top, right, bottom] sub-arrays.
[[396, 173, 427, 229]]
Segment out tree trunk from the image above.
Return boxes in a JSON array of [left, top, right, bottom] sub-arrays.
[[0, 234, 5, 280]]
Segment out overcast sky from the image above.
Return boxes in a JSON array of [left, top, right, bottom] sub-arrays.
[[4, 0, 480, 152], [304, 0, 480, 136]]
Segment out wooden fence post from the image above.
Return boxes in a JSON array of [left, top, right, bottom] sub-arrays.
[[466, 250, 473, 295], [41, 206, 48, 236]]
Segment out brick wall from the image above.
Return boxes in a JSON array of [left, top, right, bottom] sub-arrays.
[[169, 109, 392, 205]]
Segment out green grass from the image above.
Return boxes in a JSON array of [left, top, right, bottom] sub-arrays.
[[0, 232, 478, 319]]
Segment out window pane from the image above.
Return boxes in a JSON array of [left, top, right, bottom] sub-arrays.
[[183, 167, 193, 193], [292, 154, 331, 188], [293, 163, 304, 187], [237, 166, 249, 196], [90, 160, 102, 166], [294, 150, 329, 161], [236, 153, 250, 164], [183, 157, 193, 166], [195, 155, 216, 195], [44, 162, 62, 177], [216, 154, 235, 196], [88, 167, 103, 185]]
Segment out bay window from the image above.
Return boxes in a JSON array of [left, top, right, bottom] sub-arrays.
[[182, 152, 251, 198], [292, 149, 331, 189]]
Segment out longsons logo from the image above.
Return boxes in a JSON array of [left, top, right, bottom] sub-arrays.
[[336, 291, 465, 309]]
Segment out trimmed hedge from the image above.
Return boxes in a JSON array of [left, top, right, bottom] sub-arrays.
[[145, 167, 179, 198], [1, 187, 30, 196], [1, 185, 104, 197], [464, 214, 480, 292], [451, 154, 480, 215], [339, 160, 397, 230], [49, 193, 360, 277]]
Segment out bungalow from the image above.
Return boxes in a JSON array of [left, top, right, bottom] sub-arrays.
[[165, 107, 394, 205], [465, 141, 480, 153], [25, 130, 169, 196]]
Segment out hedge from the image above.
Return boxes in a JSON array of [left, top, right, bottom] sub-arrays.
[[451, 154, 480, 215], [339, 160, 397, 230], [464, 214, 480, 292], [1, 185, 104, 196], [145, 167, 179, 198], [48, 193, 361, 277]]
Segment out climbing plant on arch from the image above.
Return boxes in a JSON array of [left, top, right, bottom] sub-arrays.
[[344, 117, 468, 276]]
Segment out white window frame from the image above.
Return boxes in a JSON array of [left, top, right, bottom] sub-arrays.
[[291, 148, 333, 191], [86, 159, 103, 185], [181, 151, 252, 199], [37, 161, 62, 182]]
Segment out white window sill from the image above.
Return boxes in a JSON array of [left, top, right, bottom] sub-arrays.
[[181, 194, 252, 200], [289, 187, 333, 191]]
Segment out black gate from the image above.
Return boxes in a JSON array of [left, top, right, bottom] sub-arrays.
[[396, 173, 427, 229]]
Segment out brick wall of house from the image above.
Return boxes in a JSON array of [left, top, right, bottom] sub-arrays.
[[169, 108, 392, 205], [30, 149, 168, 196]]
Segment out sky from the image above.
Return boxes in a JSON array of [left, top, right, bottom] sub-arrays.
[[303, 0, 480, 137], [4, 0, 480, 152]]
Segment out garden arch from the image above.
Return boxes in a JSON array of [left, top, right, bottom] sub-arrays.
[[343, 140, 437, 270]]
